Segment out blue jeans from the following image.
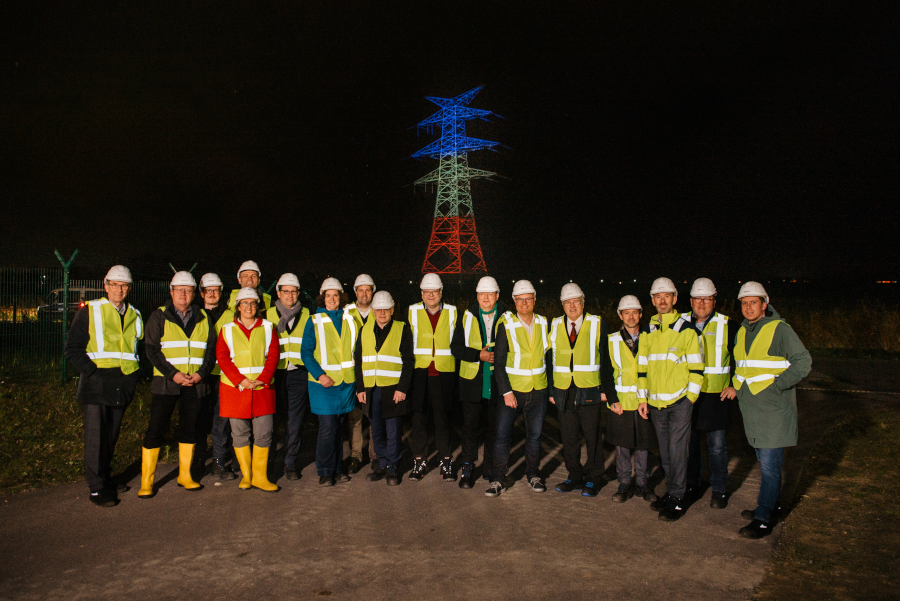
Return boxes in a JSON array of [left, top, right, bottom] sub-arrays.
[[493, 389, 548, 482], [754, 447, 784, 523], [687, 428, 729, 494], [369, 387, 402, 469], [316, 413, 346, 477], [279, 368, 310, 468]]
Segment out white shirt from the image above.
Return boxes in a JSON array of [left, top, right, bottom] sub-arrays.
[[565, 314, 584, 338]]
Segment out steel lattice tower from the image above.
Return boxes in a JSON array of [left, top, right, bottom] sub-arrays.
[[412, 86, 499, 274]]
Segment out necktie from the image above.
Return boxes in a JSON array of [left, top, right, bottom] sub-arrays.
[[569, 322, 577, 345]]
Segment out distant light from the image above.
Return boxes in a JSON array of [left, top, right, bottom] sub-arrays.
[[600, 280, 604, 283], [569, 280, 573, 283], [540, 280, 543, 283], [633, 279, 636, 282], [409, 281, 412, 284]]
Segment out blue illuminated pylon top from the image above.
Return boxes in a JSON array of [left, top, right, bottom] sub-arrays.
[[411, 86, 499, 159]]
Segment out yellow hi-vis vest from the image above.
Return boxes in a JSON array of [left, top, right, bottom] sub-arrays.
[[227, 289, 272, 312], [85, 299, 143, 374], [153, 306, 209, 377], [608, 332, 640, 410], [344, 304, 371, 329], [307, 311, 357, 385], [636, 311, 704, 407], [499, 311, 549, 393], [549, 313, 603, 389], [265, 306, 310, 369], [734, 320, 791, 395], [409, 303, 457, 372], [459, 309, 499, 380], [211, 309, 234, 376], [218, 319, 274, 388], [687, 312, 732, 393], [360, 319, 406, 388]]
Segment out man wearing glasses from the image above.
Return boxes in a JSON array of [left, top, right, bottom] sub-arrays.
[[680, 278, 736, 509], [486, 280, 550, 497], [64, 265, 144, 507]]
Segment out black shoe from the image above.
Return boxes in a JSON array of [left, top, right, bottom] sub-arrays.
[[458, 462, 475, 489], [742, 506, 781, 523], [581, 481, 599, 497], [319, 476, 335, 487], [408, 459, 426, 481], [612, 483, 634, 503], [385, 465, 401, 486], [485, 481, 504, 497], [710, 491, 728, 509], [336, 472, 351, 483], [739, 519, 772, 539], [89, 489, 118, 508], [650, 492, 671, 511], [213, 459, 237, 481], [658, 496, 685, 522], [105, 479, 130, 494], [439, 457, 456, 482], [348, 458, 362, 474], [528, 476, 546, 492], [366, 466, 387, 482], [284, 465, 300, 481], [555, 479, 583, 493], [637, 484, 658, 503]]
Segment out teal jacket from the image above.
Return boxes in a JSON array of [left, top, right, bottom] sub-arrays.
[[735, 306, 812, 448]]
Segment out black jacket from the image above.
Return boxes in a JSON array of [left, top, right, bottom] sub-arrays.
[[144, 300, 217, 397], [353, 318, 414, 418], [688, 312, 736, 431], [407, 304, 460, 413], [450, 300, 508, 404], [545, 315, 616, 410], [64, 301, 142, 407]]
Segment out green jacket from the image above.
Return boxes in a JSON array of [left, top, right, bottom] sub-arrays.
[[735, 306, 812, 449]]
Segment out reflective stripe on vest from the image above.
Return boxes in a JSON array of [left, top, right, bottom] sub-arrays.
[[219, 319, 273, 387], [501, 311, 548, 392], [210, 309, 234, 376], [549, 314, 601, 389], [409, 303, 457, 372], [361, 320, 406, 387], [608, 333, 639, 410], [153, 307, 210, 376], [734, 320, 791, 394], [85, 299, 143, 374], [308, 311, 357, 385], [693, 312, 732, 392], [266, 306, 310, 369]]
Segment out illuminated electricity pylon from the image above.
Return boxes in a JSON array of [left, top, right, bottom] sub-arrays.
[[412, 86, 500, 275]]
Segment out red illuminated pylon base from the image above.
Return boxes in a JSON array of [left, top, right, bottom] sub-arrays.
[[422, 216, 487, 274]]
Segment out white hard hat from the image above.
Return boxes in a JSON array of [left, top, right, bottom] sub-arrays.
[[277, 273, 300, 290], [420, 273, 443, 290], [738, 281, 769, 303], [617, 295, 642, 313], [235, 287, 260, 303], [320, 277, 344, 294], [512, 280, 536, 298], [236, 260, 261, 280], [104, 265, 132, 284], [475, 276, 500, 293], [353, 274, 376, 292], [200, 273, 223, 289], [371, 290, 395, 310], [560, 282, 584, 302], [170, 271, 197, 289], [690, 277, 717, 298], [650, 277, 677, 296]]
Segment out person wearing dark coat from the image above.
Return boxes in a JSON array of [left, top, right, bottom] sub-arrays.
[[354, 291, 414, 486], [449, 277, 507, 489]]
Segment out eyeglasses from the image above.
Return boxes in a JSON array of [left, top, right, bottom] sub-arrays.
[[562, 299, 583, 307], [280, 290, 299, 295], [106, 283, 131, 290], [515, 297, 535, 303], [422, 290, 441, 296], [693, 297, 715, 303], [238, 301, 258, 307]]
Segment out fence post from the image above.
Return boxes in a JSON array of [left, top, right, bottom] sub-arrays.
[[54, 249, 79, 384]]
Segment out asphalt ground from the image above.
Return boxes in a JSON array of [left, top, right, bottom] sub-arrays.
[[0, 358, 893, 601]]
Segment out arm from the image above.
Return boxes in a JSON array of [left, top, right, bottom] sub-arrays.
[[772, 322, 812, 391], [493, 321, 515, 401], [397, 324, 414, 395], [354, 331, 365, 394], [720, 316, 737, 400], [256, 326, 281, 386], [300, 317, 325, 381], [64, 307, 97, 376], [196, 312, 217, 380], [144, 310, 180, 380], [684, 328, 704, 402]]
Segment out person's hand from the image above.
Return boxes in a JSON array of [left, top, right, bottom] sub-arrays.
[[549, 396, 556, 405], [600, 393, 607, 402], [357, 391, 367, 404], [238, 378, 254, 390], [247, 379, 264, 389], [504, 392, 517, 409], [479, 347, 495, 364], [638, 402, 649, 419], [319, 375, 335, 388], [173, 372, 191, 386], [393, 390, 406, 403], [720, 386, 737, 401], [610, 402, 624, 415], [187, 373, 202, 385]]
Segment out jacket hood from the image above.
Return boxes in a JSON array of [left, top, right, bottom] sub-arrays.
[[650, 311, 683, 329], [741, 305, 782, 332]]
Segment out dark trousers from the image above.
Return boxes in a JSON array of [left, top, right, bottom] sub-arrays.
[[82, 404, 126, 493], [143, 387, 201, 449], [315, 413, 346, 477], [369, 387, 403, 469], [194, 376, 233, 464], [460, 398, 497, 468], [649, 397, 693, 499], [275, 368, 310, 467], [410, 376, 452, 460], [687, 428, 729, 493], [557, 393, 604, 482], [493, 389, 548, 482]]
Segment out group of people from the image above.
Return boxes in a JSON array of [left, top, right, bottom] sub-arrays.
[[65, 261, 811, 540]]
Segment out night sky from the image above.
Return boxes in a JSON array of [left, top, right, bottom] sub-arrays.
[[2, 1, 897, 285]]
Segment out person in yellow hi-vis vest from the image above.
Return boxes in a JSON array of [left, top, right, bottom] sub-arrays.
[[734, 282, 811, 539], [345, 273, 377, 475], [606, 295, 659, 505], [407, 273, 459, 483], [226, 260, 272, 312], [486, 280, 549, 498], [64, 265, 143, 508], [301, 278, 358, 487], [354, 291, 414, 486], [139, 271, 218, 499]]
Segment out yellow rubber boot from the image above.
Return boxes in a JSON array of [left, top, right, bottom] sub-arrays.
[[176, 443, 202, 491], [138, 447, 160, 499], [234, 445, 252, 490], [251, 445, 279, 492]]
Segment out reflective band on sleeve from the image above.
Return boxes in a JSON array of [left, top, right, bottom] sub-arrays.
[[735, 373, 778, 384], [686, 354, 703, 364], [687, 381, 702, 395], [704, 366, 731, 374], [638, 355, 649, 366]]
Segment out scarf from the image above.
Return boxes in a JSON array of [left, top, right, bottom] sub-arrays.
[[274, 300, 302, 333]]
